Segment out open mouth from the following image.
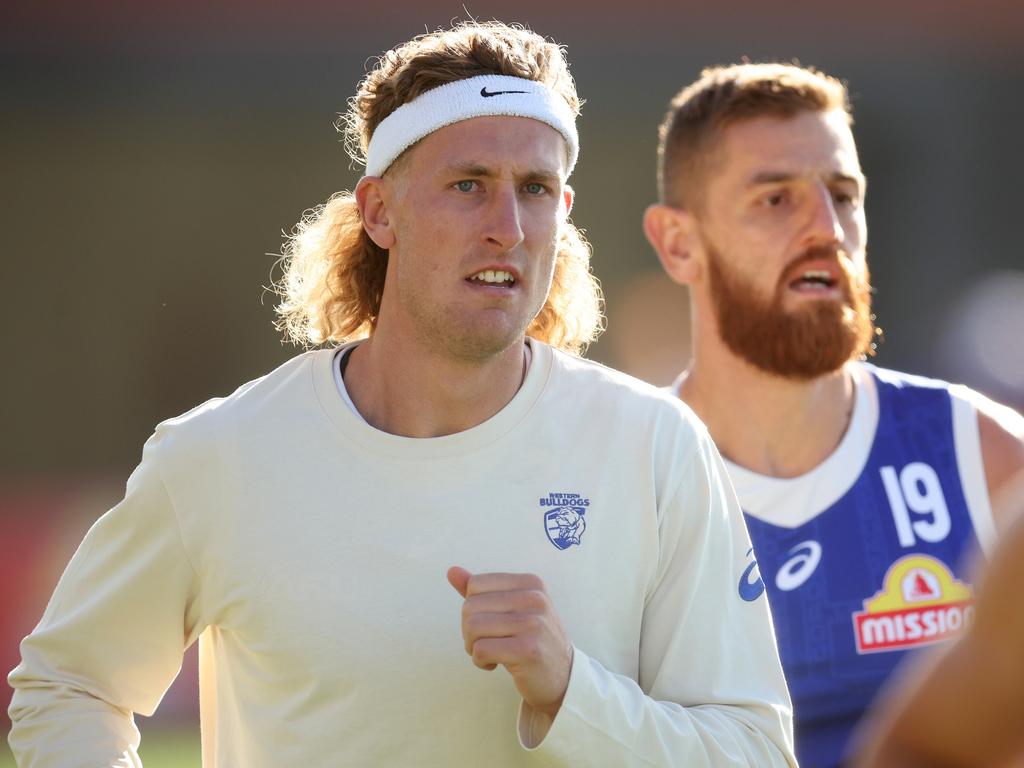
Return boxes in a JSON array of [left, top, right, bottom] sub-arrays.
[[466, 269, 516, 288], [789, 269, 838, 291]]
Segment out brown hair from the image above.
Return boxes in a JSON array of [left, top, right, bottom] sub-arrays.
[[656, 62, 851, 208], [274, 21, 603, 354]]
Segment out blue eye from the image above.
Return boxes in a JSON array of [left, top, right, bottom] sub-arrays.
[[455, 180, 476, 192], [524, 182, 546, 195]]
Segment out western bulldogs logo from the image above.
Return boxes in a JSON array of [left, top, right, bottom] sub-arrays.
[[540, 492, 590, 550]]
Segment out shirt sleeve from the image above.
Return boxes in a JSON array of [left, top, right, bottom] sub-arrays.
[[7, 437, 206, 767], [518, 427, 796, 767]]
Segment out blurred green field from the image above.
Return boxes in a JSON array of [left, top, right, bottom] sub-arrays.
[[1, 728, 201, 767]]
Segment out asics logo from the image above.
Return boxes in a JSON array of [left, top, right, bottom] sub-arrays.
[[738, 547, 765, 602], [775, 540, 822, 592], [480, 87, 528, 98]]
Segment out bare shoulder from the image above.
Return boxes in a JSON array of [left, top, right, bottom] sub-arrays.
[[975, 392, 1024, 488], [956, 386, 1024, 528], [977, 510, 1024, 621]]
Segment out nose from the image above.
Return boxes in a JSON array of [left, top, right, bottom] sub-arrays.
[[802, 182, 845, 249], [483, 185, 525, 251]]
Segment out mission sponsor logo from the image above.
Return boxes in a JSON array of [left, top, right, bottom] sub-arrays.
[[540, 492, 590, 550], [852, 554, 974, 654]]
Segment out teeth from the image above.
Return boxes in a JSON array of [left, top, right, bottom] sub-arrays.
[[471, 270, 514, 284], [802, 270, 831, 280]]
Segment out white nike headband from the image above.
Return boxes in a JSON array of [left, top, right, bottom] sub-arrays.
[[363, 74, 579, 178]]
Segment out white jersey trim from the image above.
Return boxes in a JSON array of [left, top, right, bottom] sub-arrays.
[[950, 385, 996, 556], [717, 363, 879, 528]]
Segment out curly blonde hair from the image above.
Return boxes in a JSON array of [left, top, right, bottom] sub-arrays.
[[274, 21, 603, 354]]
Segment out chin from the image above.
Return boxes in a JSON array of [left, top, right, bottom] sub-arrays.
[[444, 325, 525, 363]]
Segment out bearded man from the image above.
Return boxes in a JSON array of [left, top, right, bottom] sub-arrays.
[[643, 62, 1024, 768]]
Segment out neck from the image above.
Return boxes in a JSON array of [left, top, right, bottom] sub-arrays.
[[679, 334, 855, 478], [343, 332, 528, 438]]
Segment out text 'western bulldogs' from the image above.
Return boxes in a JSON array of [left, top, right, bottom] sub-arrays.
[[539, 492, 590, 507]]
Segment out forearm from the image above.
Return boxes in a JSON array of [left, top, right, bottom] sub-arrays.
[[7, 437, 204, 764], [8, 679, 143, 768], [520, 647, 794, 767]]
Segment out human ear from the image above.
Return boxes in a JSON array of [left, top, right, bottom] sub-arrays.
[[562, 185, 575, 217], [355, 176, 396, 250], [643, 204, 699, 285]]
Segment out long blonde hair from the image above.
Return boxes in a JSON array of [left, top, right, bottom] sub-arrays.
[[274, 21, 603, 354]]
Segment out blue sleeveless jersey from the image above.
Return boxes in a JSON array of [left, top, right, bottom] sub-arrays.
[[736, 365, 993, 767]]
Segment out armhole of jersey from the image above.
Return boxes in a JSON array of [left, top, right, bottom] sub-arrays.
[[951, 387, 997, 557]]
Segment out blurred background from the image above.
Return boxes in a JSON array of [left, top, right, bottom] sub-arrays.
[[2, 0, 1022, 762]]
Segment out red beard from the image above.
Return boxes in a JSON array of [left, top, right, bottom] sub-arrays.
[[706, 242, 877, 380]]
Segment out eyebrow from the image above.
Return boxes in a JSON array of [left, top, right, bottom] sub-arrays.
[[749, 170, 866, 188], [443, 162, 563, 186]]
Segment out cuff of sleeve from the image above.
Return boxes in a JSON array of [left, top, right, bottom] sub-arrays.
[[517, 644, 595, 758]]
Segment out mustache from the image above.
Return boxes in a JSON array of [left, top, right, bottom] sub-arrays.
[[783, 245, 849, 277], [778, 245, 873, 296]]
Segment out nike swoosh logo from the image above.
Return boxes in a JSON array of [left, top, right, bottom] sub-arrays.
[[480, 87, 528, 98]]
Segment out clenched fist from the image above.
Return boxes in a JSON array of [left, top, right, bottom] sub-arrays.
[[447, 567, 573, 719]]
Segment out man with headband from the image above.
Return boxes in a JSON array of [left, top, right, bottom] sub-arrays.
[[8, 24, 796, 766]]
